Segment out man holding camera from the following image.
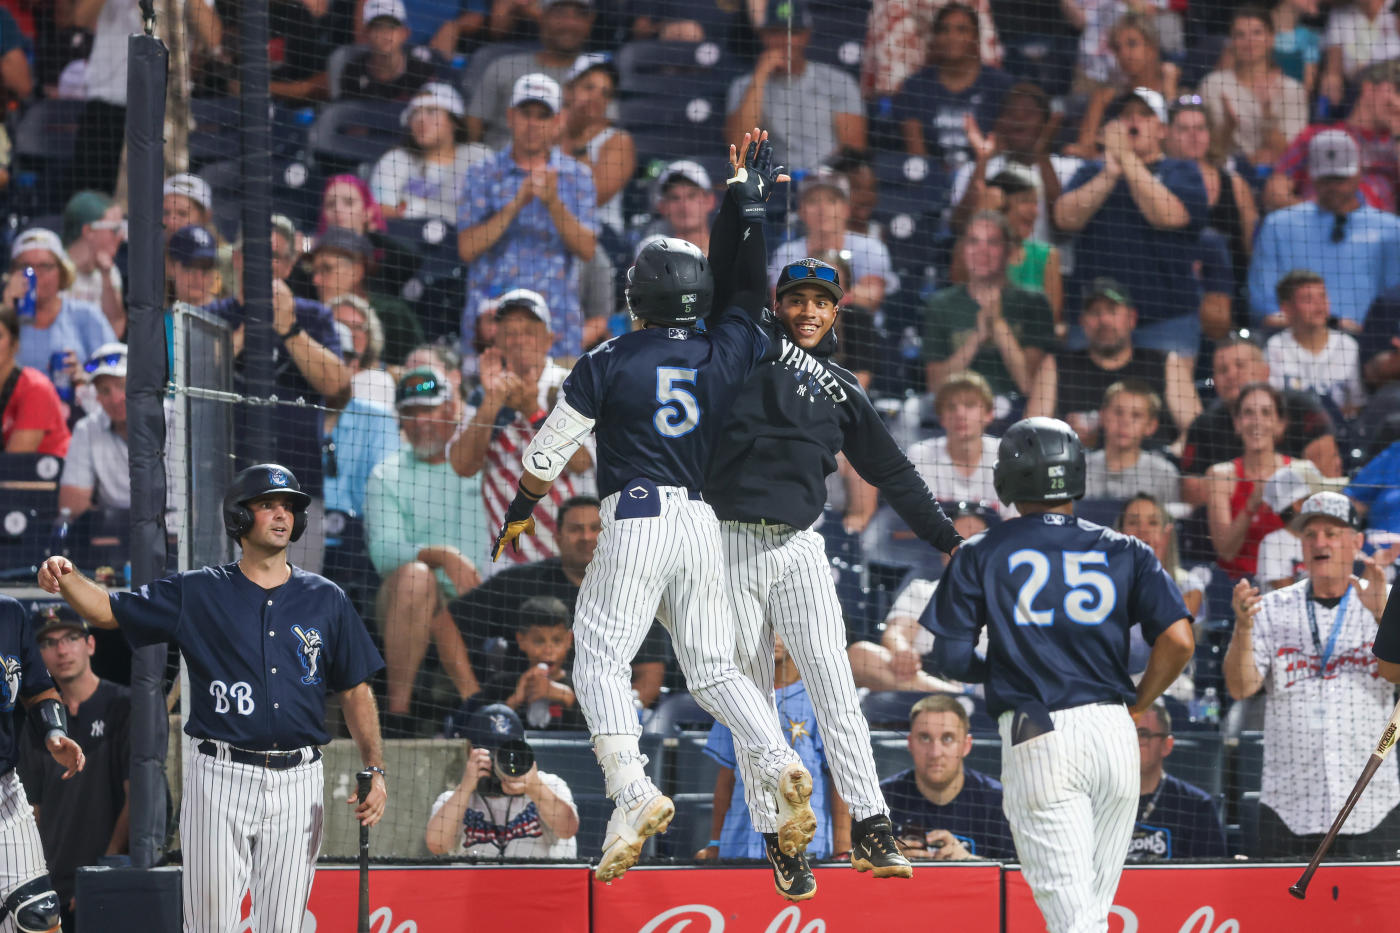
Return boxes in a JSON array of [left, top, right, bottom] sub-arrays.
[[425, 704, 579, 857]]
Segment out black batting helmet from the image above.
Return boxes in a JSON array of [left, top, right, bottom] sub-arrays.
[[625, 237, 713, 326], [993, 417, 1086, 506], [222, 463, 312, 543]]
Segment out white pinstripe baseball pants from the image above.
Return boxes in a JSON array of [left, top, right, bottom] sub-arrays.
[[573, 490, 798, 820], [998, 703, 1139, 933], [722, 522, 888, 832], [181, 736, 324, 933], [0, 769, 47, 922]]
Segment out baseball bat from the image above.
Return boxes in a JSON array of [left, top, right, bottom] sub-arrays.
[[1289, 696, 1400, 899], [356, 770, 373, 933]]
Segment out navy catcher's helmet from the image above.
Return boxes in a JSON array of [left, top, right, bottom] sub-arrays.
[[222, 463, 312, 543], [625, 237, 713, 326], [993, 417, 1086, 506]]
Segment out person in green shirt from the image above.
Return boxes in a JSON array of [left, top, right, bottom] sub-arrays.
[[365, 366, 487, 733], [923, 211, 1057, 405]]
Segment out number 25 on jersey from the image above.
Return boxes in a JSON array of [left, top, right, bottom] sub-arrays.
[[1008, 550, 1117, 626]]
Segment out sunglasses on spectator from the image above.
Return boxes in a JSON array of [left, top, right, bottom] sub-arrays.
[[84, 352, 126, 373], [9, 261, 58, 274], [38, 632, 86, 650], [1331, 212, 1349, 244], [781, 263, 840, 285]]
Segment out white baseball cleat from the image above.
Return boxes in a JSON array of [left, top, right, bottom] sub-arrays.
[[775, 762, 817, 857], [595, 793, 675, 883]]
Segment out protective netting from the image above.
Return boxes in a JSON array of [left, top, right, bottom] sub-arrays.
[[1, 0, 1399, 872]]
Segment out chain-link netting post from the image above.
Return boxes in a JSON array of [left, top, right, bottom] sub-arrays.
[[237, 0, 275, 459]]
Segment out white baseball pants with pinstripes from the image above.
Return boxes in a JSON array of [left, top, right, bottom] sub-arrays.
[[180, 736, 324, 933], [0, 769, 47, 911], [573, 489, 799, 822], [997, 703, 1139, 933], [721, 522, 889, 832]]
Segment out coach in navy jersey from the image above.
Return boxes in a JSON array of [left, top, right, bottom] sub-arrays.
[[38, 463, 388, 932], [0, 595, 86, 933], [703, 219, 962, 891], [929, 417, 1194, 933]]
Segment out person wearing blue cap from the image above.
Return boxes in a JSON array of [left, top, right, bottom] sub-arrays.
[[425, 704, 579, 857]]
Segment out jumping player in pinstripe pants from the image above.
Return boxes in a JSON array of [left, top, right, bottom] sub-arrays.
[[492, 129, 817, 886], [930, 418, 1195, 933], [703, 253, 963, 899], [39, 464, 388, 933], [0, 595, 85, 933]]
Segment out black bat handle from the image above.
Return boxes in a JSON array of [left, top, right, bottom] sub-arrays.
[[356, 770, 373, 933]]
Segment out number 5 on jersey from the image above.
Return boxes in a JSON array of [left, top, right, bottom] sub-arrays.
[[654, 367, 700, 437], [1008, 550, 1117, 626]]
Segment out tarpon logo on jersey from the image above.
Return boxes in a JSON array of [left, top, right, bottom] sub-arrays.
[[291, 625, 324, 685], [775, 338, 848, 405], [628, 485, 650, 499], [0, 655, 20, 711]]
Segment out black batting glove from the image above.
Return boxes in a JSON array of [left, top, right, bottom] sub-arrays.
[[727, 134, 785, 221]]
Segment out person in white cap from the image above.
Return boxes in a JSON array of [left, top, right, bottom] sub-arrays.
[[1, 228, 116, 382], [59, 343, 131, 517], [644, 161, 716, 253], [1054, 85, 1210, 358], [162, 174, 213, 235], [458, 73, 598, 359], [1266, 60, 1400, 213], [1250, 125, 1400, 330], [370, 82, 491, 222], [1225, 490, 1400, 858], [464, 0, 595, 148], [340, 0, 441, 101]]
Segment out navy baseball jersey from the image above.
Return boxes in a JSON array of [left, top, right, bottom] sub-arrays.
[[1129, 773, 1228, 861], [0, 596, 55, 771], [110, 564, 384, 748], [928, 513, 1190, 717], [560, 307, 770, 499], [881, 767, 1017, 859]]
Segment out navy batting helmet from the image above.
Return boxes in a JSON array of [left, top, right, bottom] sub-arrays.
[[222, 463, 312, 543], [993, 417, 1086, 506], [625, 237, 713, 326]]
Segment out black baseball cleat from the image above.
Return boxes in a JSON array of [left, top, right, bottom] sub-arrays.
[[850, 815, 914, 878], [763, 832, 817, 901]]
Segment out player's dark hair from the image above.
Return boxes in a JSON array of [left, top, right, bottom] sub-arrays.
[[557, 494, 601, 527], [1211, 331, 1263, 360], [517, 596, 570, 631], [827, 147, 874, 177], [933, 3, 979, 40], [1275, 268, 1325, 305], [1231, 380, 1285, 420], [1000, 81, 1052, 125], [909, 694, 970, 733], [0, 304, 17, 342]]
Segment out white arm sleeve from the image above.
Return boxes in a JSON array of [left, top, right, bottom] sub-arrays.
[[522, 397, 596, 482]]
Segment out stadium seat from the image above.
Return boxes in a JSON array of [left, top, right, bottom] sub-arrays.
[[198, 159, 245, 243], [870, 730, 911, 779], [655, 729, 719, 857], [326, 44, 366, 101], [643, 692, 714, 735], [861, 503, 942, 577], [307, 100, 406, 178], [616, 39, 739, 99], [806, 0, 870, 77], [0, 453, 64, 580], [1075, 497, 1128, 529], [12, 99, 85, 214], [622, 95, 726, 168], [1168, 732, 1224, 802]]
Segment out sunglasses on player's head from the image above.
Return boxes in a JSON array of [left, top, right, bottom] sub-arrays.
[[781, 262, 840, 285], [84, 352, 126, 373]]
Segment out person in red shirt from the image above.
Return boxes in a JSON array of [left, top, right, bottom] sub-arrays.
[[0, 305, 70, 456]]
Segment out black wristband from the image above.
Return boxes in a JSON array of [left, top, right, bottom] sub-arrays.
[[503, 483, 545, 525], [366, 765, 386, 779], [29, 697, 67, 743], [278, 320, 303, 341]]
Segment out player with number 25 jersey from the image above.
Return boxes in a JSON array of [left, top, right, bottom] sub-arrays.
[[928, 417, 1194, 933]]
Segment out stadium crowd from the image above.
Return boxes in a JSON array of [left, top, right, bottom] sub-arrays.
[[2, 0, 1400, 881]]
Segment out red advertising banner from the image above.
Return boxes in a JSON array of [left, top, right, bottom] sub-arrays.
[[1005, 863, 1400, 931], [301, 866, 590, 932], [591, 863, 1003, 933]]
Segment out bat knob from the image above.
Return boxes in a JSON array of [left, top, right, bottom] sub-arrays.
[[1288, 884, 1307, 900], [356, 770, 373, 796]]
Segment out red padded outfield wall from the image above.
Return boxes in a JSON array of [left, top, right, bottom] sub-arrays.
[[295, 862, 1397, 931]]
